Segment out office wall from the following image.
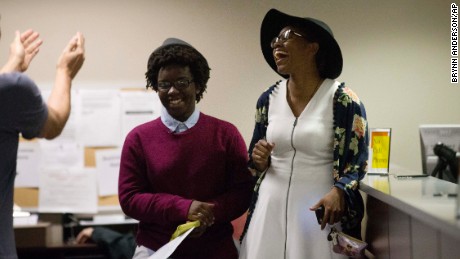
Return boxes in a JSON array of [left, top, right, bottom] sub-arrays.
[[1, 0, 458, 172]]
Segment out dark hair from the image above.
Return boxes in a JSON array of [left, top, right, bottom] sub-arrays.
[[145, 44, 210, 103], [293, 24, 328, 78]]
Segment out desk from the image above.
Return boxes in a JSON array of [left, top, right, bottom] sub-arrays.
[[362, 174, 460, 259], [14, 209, 137, 259]]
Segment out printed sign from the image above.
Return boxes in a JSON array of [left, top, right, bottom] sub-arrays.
[[369, 128, 392, 174]]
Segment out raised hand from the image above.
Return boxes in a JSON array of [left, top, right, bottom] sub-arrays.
[[56, 32, 85, 79], [1, 29, 43, 73]]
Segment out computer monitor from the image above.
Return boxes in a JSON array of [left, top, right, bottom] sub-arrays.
[[457, 156, 460, 218], [419, 124, 460, 175]]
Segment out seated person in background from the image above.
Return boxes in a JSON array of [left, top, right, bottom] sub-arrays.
[[118, 38, 254, 259], [76, 227, 135, 259]]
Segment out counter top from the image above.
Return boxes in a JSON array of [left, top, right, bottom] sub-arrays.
[[360, 173, 460, 239]]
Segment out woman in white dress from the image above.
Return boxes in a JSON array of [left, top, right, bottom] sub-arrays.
[[239, 9, 369, 259]]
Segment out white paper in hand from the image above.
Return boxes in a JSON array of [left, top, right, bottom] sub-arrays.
[[148, 226, 195, 259]]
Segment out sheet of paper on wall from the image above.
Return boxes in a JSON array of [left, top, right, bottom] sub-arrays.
[[95, 148, 121, 196], [40, 90, 80, 144], [120, 90, 160, 142], [38, 167, 98, 213], [15, 140, 42, 187], [77, 89, 121, 146], [39, 142, 84, 169], [368, 128, 392, 174]]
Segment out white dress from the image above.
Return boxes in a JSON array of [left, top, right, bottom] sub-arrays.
[[240, 79, 347, 259]]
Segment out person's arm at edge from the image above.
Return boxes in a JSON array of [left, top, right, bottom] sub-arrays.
[[39, 32, 85, 139]]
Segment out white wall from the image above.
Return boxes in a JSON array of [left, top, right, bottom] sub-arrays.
[[1, 0, 459, 172]]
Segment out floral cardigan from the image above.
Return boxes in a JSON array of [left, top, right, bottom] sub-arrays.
[[241, 81, 369, 240]]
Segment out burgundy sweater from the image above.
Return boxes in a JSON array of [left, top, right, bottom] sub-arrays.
[[118, 113, 253, 258]]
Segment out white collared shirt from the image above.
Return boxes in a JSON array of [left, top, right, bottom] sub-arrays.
[[160, 106, 200, 133]]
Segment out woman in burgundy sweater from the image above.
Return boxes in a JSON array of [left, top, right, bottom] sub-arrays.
[[118, 38, 253, 259]]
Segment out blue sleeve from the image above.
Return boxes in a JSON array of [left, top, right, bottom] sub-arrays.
[[332, 83, 368, 238], [332, 84, 369, 190], [0, 73, 48, 139]]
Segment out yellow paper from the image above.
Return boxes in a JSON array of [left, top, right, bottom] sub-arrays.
[[170, 220, 200, 240], [372, 134, 390, 169]]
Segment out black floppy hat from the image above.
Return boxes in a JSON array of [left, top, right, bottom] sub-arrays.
[[260, 9, 343, 79]]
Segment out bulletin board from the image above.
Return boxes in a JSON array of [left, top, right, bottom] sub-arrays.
[[13, 88, 161, 211], [14, 147, 119, 208]]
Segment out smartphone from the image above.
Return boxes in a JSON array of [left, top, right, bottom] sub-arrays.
[[315, 205, 324, 225]]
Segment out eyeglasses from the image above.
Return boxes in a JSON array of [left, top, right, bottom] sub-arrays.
[[271, 29, 304, 48], [157, 79, 194, 92]]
